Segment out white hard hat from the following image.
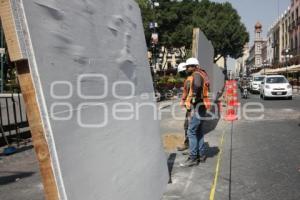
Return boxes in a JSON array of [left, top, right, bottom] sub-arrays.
[[177, 62, 187, 72], [186, 57, 199, 66]]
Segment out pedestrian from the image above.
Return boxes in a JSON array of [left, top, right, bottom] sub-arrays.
[[177, 62, 191, 151], [180, 57, 211, 167]]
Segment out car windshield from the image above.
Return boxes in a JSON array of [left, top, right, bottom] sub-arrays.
[[254, 77, 264, 81], [266, 77, 288, 84]]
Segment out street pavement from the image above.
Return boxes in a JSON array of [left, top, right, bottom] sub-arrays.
[[0, 93, 300, 200], [0, 145, 44, 200], [213, 92, 300, 200], [163, 93, 300, 200]]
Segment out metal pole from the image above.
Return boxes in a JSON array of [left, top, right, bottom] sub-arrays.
[[229, 121, 234, 200], [152, 1, 157, 72], [285, 54, 288, 77], [0, 23, 4, 93], [286, 55, 288, 78]]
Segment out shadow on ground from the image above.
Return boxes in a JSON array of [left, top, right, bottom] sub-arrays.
[[0, 171, 35, 185], [167, 153, 176, 183], [205, 142, 220, 158], [167, 143, 219, 183]]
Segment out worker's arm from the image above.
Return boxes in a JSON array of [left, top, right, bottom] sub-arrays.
[[182, 80, 188, 100], [180, 80, 188, 107]]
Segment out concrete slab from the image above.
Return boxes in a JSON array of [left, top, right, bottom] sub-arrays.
[[2, 0, 168, 199]]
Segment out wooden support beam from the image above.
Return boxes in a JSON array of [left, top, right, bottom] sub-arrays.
[[15, 60, 59, 200], [192, 28, 200, 58], [0, 0, 59, 199]]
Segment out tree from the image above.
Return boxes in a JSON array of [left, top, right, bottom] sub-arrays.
[[192, 1, 249, 63], [135, 0, 249, 67]]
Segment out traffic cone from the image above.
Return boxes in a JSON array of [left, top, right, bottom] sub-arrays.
[[225, 107, 238, 121], [232, 96, 239, 106], [232, 91, 238, 97], [226, 89, 234, 95], [228, 100, 235, 107]]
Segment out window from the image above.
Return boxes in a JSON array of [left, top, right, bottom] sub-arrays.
[[266, 77, 288, 84], [256, 32, 260, 39], [256, 58, 261, 65], [256, 44, 261, 52], [254, 77, 265, 81]]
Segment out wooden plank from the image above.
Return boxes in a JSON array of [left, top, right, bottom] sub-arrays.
[[1, 1, 59, 198], [1, 3, 59, 199], [192, 28, 200, 58], [0, 0, 24, 61], [15, 60, 59, 200]]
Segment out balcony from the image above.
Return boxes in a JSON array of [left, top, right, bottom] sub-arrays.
[[292, 21, 296, 28], [291, 48, 297, 55], [297, 18, 300, 25]]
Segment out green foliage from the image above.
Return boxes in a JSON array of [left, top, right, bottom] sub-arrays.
[[135, 0, 249, 61], [157, 75, 184, 85]]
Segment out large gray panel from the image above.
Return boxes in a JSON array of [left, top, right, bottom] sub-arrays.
[[17, 0, 168, 199], [196, 30, 224, 100]]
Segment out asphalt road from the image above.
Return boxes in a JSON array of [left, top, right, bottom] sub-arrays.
[[214, 92, 300, 200]]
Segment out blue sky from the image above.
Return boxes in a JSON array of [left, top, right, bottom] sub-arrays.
[[211, 0, 291, 69]]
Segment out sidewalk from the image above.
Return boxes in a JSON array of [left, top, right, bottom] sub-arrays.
[[162, 105, 230, 200], [0, 98, 228, 200]]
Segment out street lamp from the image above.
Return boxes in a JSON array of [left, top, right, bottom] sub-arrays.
[[282, 48, 293, 78], [262, 60, 269, 75]]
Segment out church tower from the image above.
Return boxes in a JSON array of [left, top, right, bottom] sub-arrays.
[[254, 22, 263, 67]]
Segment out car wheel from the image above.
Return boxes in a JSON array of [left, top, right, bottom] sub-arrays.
[[263, 93, 267, 100], [288, 96, 293, 100]]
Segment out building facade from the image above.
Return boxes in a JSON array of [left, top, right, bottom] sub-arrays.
[[267, 0, 300, 65], [235, 43, 249, 76], [290, 0, 300, 55]]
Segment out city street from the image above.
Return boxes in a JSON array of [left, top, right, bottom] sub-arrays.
[[213, 92, 300, 200], [163, 92, 300, 200]]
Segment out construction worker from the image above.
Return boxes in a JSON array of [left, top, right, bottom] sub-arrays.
[[177, 62, 191, 151], [180, 57, 211, 167]]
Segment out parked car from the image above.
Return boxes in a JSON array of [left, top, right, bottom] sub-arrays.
[[260, 75, 293, 100], [250, 75, 265, 93]]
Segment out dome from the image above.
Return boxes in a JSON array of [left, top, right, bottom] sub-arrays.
[[255, 21, 262, 29]]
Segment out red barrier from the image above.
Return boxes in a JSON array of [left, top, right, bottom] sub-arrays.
[[224, 80, 238, 121], [225, 108, 238, 121]]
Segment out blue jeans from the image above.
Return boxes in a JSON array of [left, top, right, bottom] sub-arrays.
[[187, 109, 206, 160]]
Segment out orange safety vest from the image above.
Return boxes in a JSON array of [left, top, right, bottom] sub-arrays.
[[185, 69, 211, 110]]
